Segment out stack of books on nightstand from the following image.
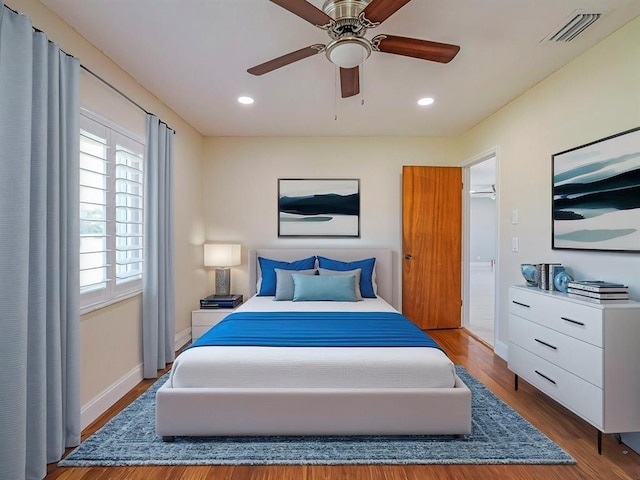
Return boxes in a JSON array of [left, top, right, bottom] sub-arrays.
[[566, 281, 629, 303], [200, 294, 243, 309]]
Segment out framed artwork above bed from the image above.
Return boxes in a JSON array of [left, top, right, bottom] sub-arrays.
[[278, 178, 360, 237], [552, 126, 640, 252]]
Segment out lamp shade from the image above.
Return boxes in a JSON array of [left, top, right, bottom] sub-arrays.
[[204, 244, 241, 267]]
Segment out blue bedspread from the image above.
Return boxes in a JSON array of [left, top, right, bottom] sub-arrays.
[[190, 311, 442, 350]]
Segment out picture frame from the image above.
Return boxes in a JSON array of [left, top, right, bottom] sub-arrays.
[[278, 178, 360, 238], [552, 126, 640, 252]]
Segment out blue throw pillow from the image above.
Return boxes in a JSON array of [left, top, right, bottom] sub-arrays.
[[258, 256, 316, 296], [291, 274, 357, 302], [318, 268, 362, 300], [316, 256, 376, 298], [274, 268, 317, 301]]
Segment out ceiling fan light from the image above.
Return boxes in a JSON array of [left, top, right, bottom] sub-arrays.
[[326, 37, 371, 68]]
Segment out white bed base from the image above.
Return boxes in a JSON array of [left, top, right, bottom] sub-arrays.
[[156, 248, 472, 440]]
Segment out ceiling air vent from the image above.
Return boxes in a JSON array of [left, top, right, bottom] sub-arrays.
[[544, 11, 603, 42]]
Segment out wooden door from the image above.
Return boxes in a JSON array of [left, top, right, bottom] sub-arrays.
[[402, 166, 462, 329]]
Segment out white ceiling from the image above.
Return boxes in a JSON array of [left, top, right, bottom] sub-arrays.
[[40, 0, 640, 137]]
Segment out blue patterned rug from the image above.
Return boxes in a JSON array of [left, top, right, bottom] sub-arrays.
[[59, 366, 574, 466]]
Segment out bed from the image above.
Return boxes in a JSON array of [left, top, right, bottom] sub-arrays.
[[156, 248, 471, 440]]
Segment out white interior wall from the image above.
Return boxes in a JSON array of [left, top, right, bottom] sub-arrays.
[[458, 16, 640, 357], [202, 136, 461, 308]]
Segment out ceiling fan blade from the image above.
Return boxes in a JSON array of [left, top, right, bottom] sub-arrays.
[[373, 35, 460, 63], [270, 0, 333, 27], [248, 45, 325, 76], [362, 0, 412, 24], [340, 67, 360, 98]]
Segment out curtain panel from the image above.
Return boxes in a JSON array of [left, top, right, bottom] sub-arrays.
[[0, 4, 81, 480], [142, 115, 176, 378]]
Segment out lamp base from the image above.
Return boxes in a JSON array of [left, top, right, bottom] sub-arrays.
[[214, 268, 231, 296]]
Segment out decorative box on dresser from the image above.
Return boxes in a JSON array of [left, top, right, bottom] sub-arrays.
[[191, 306, 241, 341], [508, 285, 640, 454]]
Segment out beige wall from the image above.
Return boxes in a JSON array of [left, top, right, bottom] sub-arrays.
[[202, 136, 461, 307], [458, 16, 640, 352], [7, 0, 206, 411]]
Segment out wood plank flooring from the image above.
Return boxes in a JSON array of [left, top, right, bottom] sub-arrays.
[[46, 328, 640, 480]]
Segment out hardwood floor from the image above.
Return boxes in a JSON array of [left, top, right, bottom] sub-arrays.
[[46, 329, 640, 480]]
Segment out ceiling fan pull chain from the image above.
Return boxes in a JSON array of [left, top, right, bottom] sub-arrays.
[[361, 66, 365, 106], [334, 66, 339, 120]]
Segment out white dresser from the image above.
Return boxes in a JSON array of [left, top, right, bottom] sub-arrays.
[[508, 285, 640, 453]]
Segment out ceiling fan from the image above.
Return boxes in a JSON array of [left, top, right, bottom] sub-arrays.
[[247, 0, 460, 98]]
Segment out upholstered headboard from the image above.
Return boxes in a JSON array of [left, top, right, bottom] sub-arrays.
[[248, 248, 393, 304]]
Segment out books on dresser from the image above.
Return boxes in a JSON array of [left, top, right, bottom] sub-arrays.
[[532, 263, 565, 291], [567, 289, 629, 299], [566, 280, 629, 302], [567, 293, 630, 303], [567, 281, 628, 292]]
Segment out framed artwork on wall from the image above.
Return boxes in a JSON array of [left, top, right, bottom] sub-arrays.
[[278, 178, 360, 237], [552, 126, 640, 252]]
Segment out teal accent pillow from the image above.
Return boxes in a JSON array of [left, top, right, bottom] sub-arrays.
[[274, 268, 316, 301], [257, 256, 316, 296], [317, 267, 362, 300], [316, 256, 376, 298], [291, 274, 357, 302]]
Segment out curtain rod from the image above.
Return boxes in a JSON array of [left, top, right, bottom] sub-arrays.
[[80, 65, 175, 133], [3, 3, 175, 134]]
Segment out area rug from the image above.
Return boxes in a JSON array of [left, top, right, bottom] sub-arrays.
[[59, 366, 574, 466]]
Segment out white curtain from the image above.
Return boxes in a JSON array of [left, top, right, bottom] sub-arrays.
[[142, 115, 175, 378], [0, 4, 81, 480]]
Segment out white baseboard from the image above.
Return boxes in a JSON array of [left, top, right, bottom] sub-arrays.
[[494, 340, 508, 361], [81, 363, 143, 430], [81, 327, 191, 430], [175, 326, 191, 350]]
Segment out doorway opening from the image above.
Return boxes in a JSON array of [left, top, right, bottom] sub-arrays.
[[463, 153, 497, 346]]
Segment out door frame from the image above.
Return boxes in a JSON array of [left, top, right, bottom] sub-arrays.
[[460, 146, 506, 359]]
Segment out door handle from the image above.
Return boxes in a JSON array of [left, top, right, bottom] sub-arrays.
[[404, 254, 413, 260]]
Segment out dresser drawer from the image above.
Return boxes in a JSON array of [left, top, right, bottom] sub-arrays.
[[509, 287, 603, 347], [509, 344, 603, 428], [509, 315, 603, 387]]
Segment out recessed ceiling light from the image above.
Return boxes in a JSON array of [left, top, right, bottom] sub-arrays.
[[417, 97, 435, 106], [237, 96, 254, 105]]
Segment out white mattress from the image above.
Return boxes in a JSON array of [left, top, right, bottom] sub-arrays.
[[170, 296, 456, 389]]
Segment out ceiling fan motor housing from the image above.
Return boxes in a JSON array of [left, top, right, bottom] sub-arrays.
[[322, 0, 373, 67], [322, 0, 371, 21]]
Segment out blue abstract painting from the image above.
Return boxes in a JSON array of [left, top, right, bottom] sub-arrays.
[[278, 179, 360, 237], [552, 127, 640, 251]]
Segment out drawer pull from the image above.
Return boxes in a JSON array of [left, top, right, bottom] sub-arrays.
[[535, 370, 557, 385], [561, 317, 585, 327], [512, 301, 531, 308], [534, 338, 557, 350]]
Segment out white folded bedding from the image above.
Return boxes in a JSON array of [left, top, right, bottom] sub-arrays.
[[170, 296, 456, 389]]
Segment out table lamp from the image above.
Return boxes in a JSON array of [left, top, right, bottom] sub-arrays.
[[204, 243, 241, 296]]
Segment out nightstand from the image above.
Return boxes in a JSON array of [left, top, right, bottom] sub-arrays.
[[191, 305, 241, 341]]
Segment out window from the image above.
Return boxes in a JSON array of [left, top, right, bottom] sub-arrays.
[[79, 110, 144, 310]]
